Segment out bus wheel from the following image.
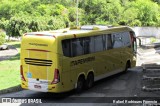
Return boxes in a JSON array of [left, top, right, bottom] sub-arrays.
[[85, 73, 94, 89], [76, 76, 85, 93], [124, 61, 131, 72]]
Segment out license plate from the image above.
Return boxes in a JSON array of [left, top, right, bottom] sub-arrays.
[[34, 85, 41, 89]]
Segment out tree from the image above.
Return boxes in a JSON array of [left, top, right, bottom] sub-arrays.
[[152, 0, 160, 4], [0, 30, 6, 45], [0, 0, 160, 39], [132, 0, 160, 26], [119, 1, 140, 26]]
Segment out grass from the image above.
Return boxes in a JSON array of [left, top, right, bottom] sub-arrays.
[[0, 41, 21, 90]]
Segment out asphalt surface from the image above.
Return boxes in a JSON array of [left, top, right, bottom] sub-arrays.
[[0, 46, 160, 106], [0, 45, 18, 61]]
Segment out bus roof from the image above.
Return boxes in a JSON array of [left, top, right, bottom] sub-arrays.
[[25, 25, 133, 37]]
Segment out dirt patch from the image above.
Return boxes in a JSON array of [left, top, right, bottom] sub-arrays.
[[0, 45, 18, 61]]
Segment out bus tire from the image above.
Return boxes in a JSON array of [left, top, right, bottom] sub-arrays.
[[85, 73, 94, 89], [124, 61, 131, 72], [76, 76, 85, 93]]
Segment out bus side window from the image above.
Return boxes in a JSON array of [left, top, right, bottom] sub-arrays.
[[106, 34, 113, 49], [62, 39, 71, 57], [89, 37, 95, 53], [95, 35, 103, 52], [112, 33, 123, 48], [121, 32, 131, 47], [84, 37, 90, 54], [102, 35, 106, 50], [71, 38, 84, 57]]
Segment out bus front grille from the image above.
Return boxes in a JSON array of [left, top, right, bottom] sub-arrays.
[[25, 58, 52, 66]]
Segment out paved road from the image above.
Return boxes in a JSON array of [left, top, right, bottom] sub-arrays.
[[0, 45, 18, 61], [1, 47, 160, 106]]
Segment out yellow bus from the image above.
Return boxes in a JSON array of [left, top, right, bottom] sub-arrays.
[[20, 25, 137, 93]]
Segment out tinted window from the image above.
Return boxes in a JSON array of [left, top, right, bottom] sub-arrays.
[[102, 35, 106, 50], [83, 37, 90, 54], [106, 34, 113, 49], [95, 35, 103, 52], [62, 34, 116, 57], [112, 33, 123, 48], [71, 38, 84, 57], [121, 32, 131, 47], [62, 39, 71, 57], [89, 37, 95, 53]]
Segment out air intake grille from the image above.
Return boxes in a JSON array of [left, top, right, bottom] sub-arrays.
[[25, 58, 52, 66]]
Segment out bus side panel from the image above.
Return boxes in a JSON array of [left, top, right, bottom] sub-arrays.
[[61, 56, 75, 91], [92, 52, 117, 77], [69, 55, 95, 86], [101, 52, 115, 74], [91, 53, 103, 77], [108, 48, 124, 71]]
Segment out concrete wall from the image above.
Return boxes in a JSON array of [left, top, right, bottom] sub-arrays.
[[132, 27, 160, 38]]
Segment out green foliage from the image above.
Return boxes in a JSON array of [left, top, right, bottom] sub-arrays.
[[152, 0, 160, 4], [0, 0, 159, 38], [0, 31, 6, 45], [47, 16, 67, 30], [150, 37, 158, 43], [0, 42, 20, 90], [132, 0, 160, 26]]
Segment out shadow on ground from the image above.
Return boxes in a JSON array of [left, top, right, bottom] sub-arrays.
[[10, 43, 20, 49]]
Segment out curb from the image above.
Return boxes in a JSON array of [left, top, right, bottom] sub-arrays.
[[0, 85, 23, 95]]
